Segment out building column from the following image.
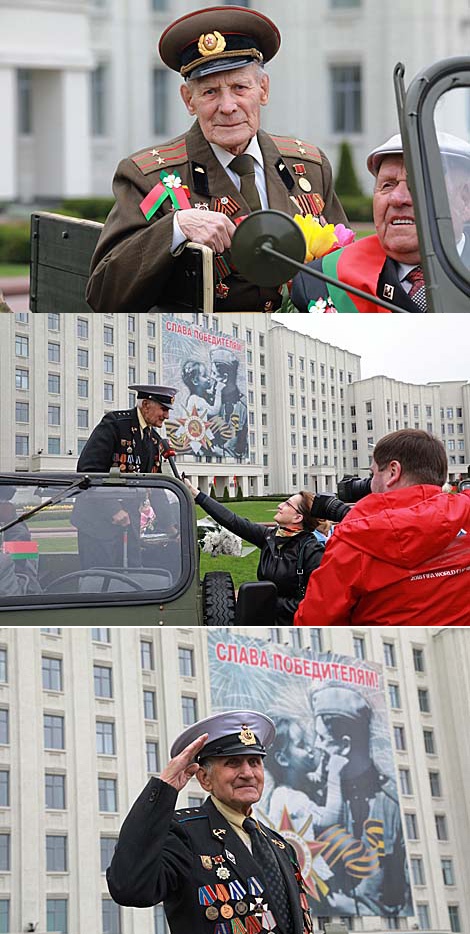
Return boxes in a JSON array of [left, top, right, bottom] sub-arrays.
[[0, 67, 17, 200]]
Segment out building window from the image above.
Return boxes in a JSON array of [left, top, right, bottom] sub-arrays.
[[15, 335, 29, 357], [96, 721, 115, 755], [418, 688, 430, 713], [16, 367, 29, 390], [353, 635, 365, 659], [441, 858, 455, 885], [104, 325, 114, 345], [42, 656, 63, 692], [91, 64, 107, 136], [143, 690, 157, 720], [435, 813, 448, 840], [423, 728, 435, 754], [77, 408, 89, 429], [77, 348, 89, 368], [388, 683, 401, 709], [146, 741, 159, 773], [154, 904, 169, 934], [94, 665, 113, 698], [15, 401, 29, 423], [0, 900, 9, 934], [48, 341, 60, 363], [331, 0, 360, 6], [182, 696, 197, 726], [104, 354, 114, 374], [429, 770, 442, 797], [179, 647, 195, 678], [99, 777, 117, 812], [104, 382, 114, 402], [77, 318, 89, 339], [44, 714, 64, 750], [448, 906, 461, 932], [152, 69, 169, 134], [405, 812, 418, 840], [383, 642, 396, 667], [413, 647, 425, 672], [0, 772, 9, 807], [100, 837, 117, 873], [45, 773, 65, 810], [0, 651, 6, 684], [102, 899, 121, 934], [77, 377, 88, 398], [48, 405, 61, 426], [330, 64, 362, 132], [310, 629, 323, 653], [393, 725, 406, 751], [416, 904, 430, 930], [398, 767, 412, 796], [18, 68, 33, 134], [92, 628, 110, 643], [141, 641, 154, 670], [46, 834, 67, 872], [47, 899, 67, 934], [409, 856, 425, 886], [0, 835, 10, 870]]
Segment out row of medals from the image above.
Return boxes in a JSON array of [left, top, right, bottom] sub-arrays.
[[199, 853, 268, 924]]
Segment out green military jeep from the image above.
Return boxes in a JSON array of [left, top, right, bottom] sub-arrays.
[[0, 472, 274, 625]]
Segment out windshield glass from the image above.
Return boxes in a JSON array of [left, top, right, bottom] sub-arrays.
[[0, 479, 185, 604], [433, 85, 470, 280]]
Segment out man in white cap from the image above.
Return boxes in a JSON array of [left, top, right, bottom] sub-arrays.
[[85, 5, 346, 316], [290, 130, 470, 313], [106, 710, 314, 934]]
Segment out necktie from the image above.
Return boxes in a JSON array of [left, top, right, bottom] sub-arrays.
[[142, 426, 157, 471], [242, 817, 293, 934], [229, 154, 262, 212], [406, 266, 427, 312]]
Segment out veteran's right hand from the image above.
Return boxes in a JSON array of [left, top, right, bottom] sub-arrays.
[[178, 209, 236, 253], [160, 733, 209, 791]]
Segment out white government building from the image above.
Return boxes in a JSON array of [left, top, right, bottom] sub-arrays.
[[1, 0, 470, 204], [0, 625, 468, 934], [0, 311, 468, 490]]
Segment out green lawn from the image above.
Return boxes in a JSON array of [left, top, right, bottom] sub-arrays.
[[196, 498, 281, 589], [0, 265, 29, 277]]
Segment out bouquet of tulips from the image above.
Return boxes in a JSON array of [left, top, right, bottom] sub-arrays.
[[279, 214, 355, 313]]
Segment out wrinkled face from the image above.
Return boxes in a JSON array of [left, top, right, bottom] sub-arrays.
[[141, 400, 169, 427], [373, 156, 421, 265], [198, 755, 265, 814], [274, 494, 303, 528], [180, 64, 270, 156]]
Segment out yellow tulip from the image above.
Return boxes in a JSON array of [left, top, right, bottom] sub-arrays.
[[294, 214, 339, 262]]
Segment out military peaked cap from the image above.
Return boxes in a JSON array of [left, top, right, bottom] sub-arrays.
[[129, 384, 176, 407], [170, 709, 276, 762]]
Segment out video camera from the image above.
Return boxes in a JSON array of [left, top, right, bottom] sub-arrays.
[[337, 474, 372, 503]]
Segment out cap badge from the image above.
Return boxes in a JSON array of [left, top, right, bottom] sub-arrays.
[[198, 31, 226, 56], [238, 725, 256, 746]]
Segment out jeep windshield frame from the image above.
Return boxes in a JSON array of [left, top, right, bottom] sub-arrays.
[[0, 472, 198, 613]]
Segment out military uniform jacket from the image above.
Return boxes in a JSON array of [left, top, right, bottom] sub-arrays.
[[86, 121, 347, 315], [77, 407, 162, 475], [107, 778, 313, 934]]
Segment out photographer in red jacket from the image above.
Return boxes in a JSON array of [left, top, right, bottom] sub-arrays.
[[295, 429, 470, 626]]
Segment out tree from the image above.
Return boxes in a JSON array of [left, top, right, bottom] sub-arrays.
[[335, 140, 363, 197], [223, 486, 230, 501]]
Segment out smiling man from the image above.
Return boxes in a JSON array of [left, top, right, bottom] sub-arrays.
[[106, 711, 315, 934], [85, 5, 345, 315], [290, 131, 470, 313]]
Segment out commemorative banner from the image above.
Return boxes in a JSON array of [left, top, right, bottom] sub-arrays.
[[162, 315, 248, 460], [207, 631, 412, 918]]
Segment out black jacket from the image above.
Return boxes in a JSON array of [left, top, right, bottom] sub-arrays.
[[77, 407, 163, 474], [196, 492, 324, 623], [107, 778, 313, 934]]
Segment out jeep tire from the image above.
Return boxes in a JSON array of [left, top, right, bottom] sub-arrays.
[[202, 571, 236, 625]]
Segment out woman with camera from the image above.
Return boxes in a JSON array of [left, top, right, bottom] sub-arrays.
[[184, 480, 325, 624]]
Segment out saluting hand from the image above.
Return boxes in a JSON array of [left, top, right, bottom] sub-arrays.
[[160, 733, 209, 791]]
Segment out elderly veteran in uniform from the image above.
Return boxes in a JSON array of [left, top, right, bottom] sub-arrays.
[[86, 5, 346, 316], [72, 384, 176, 569], [290, 130, 470, 313], [107, 711, 314, 934]]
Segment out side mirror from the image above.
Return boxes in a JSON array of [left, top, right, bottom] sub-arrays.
[[230, 210, 306, 286]]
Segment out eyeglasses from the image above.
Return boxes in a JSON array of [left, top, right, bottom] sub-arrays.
[[281, 498, 303, 516]]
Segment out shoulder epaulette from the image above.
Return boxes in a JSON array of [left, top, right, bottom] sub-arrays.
[[174, 807, 208, 824], [105, 409, 133, 420], [132, 137, 189, 176], [270, 134, 322, 165]]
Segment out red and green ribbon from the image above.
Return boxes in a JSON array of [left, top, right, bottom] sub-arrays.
[[2, 540, 39, 560], [139, 170, 191, 221], [315, 235, 389, 313]]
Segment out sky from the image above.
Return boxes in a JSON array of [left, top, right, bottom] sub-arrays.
[[271, 313, 470, 384]]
